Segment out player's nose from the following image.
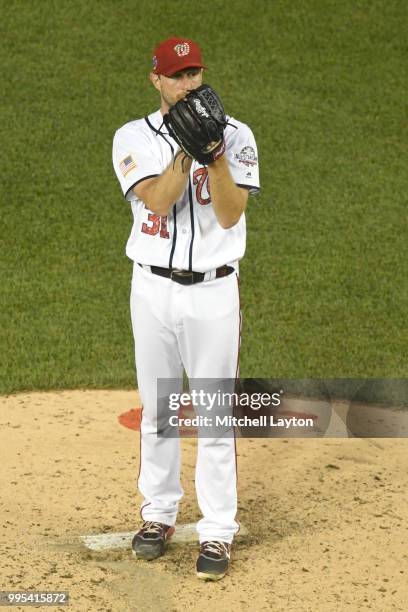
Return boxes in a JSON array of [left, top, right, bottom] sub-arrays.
[[179, 74, 196, 97]]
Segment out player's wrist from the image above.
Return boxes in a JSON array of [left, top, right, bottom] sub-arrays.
[[174, 149, 192, 173], [206, 145, 227, 168], [207, 139, 226, 164]]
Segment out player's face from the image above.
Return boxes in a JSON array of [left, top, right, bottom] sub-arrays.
[[151, 68, 203, 112]]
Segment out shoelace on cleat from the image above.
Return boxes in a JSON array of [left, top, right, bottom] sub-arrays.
[[141, 521, 166, 535], [201, 541, 231, 559]]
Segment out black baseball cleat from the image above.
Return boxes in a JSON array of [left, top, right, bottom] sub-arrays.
[[196, 540, 231, 580], [131, 521, 175, 560]]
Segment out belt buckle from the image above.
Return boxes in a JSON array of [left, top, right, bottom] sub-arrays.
[[170, 269, 194, 285]]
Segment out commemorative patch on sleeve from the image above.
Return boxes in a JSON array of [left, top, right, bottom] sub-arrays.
[[119, 155, 137, 177], [235, 146, 258, 167]]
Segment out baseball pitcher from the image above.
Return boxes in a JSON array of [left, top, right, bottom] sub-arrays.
[[112, 37, 260, 580]]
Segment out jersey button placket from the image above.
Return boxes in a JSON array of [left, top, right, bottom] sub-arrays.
[[177, 226, 190, 269]]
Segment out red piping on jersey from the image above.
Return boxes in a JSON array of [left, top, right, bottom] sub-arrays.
[[136, 404, 143, 482], [137, 405, 150, 521], [233, 272, 242, 535], [140, 502, 151, 521]]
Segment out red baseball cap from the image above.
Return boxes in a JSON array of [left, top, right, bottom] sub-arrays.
[[152, 37, 206, 77]]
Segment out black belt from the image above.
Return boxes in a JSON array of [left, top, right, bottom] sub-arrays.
[[138, 264, 234, 285]]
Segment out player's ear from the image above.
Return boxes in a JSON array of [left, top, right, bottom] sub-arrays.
[[149, 72, 161, 92]]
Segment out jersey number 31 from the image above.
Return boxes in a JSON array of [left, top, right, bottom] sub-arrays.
[[141, 214, 170, 239]]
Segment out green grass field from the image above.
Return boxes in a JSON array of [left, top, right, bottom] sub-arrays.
[[1, 0, 406, 393]]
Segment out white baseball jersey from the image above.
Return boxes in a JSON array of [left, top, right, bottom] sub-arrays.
[[112, 110, 260, 273]]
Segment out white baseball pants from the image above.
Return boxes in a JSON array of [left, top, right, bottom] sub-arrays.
[[130, 262, 240, 543]]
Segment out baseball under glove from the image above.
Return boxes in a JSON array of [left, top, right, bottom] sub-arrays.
[[163, 84, 228, 166]]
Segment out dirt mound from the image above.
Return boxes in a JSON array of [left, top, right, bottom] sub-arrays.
[[0, 391, 406, 611]]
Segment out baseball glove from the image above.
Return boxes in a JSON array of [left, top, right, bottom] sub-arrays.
[[163, 84, 228, 166]]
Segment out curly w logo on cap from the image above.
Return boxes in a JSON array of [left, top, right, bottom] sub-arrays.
[[174, 42, 190, 57], [151, 37, 206, 77]]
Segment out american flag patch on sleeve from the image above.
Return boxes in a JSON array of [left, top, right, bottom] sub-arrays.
[[119, 155, 137, 177]]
